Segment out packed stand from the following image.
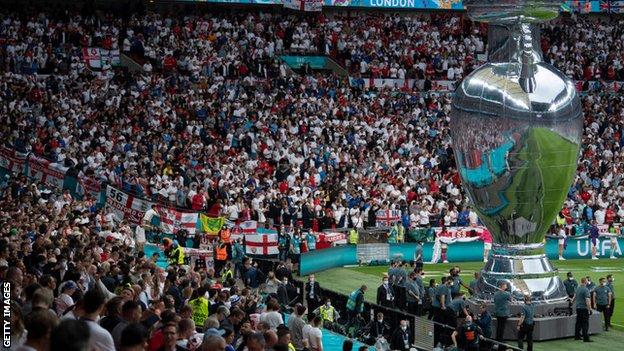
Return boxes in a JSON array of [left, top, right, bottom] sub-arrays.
[[1, 10, 624, 235]]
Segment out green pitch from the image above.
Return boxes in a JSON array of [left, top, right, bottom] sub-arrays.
[[313, 259, 624, 349]]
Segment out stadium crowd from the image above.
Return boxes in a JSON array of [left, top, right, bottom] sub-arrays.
[[1, 4, 624, 351], [2, 10, 624, 231]]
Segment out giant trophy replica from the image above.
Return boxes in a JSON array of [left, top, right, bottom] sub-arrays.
[[450, 1, 598, 340]]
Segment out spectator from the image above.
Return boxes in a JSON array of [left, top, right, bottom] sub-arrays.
[[50, 319, 91, 351], [82, 288, 116, 351], [389, 320, 411, 351], [16, 309, 58, 351]]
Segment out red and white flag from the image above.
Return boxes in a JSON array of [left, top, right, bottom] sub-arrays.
[[245, 234, 278, 256], [239, 220, 258, 234], [157, 206, 198, 234], [376, 209, 401, 227], [28, 155, 68, 189], [105, 186, 152, 225]]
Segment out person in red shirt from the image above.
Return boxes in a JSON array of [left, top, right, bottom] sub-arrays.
[[191, 191, 205, 211], [605, 205, 616, 225]]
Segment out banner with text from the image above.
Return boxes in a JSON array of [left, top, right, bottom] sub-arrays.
[[105, 185, 153, 225]]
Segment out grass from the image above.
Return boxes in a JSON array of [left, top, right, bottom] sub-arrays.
[[313, 259, 624, 350]]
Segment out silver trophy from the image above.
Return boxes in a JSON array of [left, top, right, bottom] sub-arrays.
[[451, 1, 582, 302]]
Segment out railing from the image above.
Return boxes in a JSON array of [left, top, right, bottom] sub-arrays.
[[295, 281, 522, 351]]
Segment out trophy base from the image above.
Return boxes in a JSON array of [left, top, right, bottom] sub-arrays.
[[473, 251, 568, 302], [465, 299, 604, 340]]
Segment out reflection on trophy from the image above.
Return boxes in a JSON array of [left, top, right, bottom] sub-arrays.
[[452, 0, 582, 303]]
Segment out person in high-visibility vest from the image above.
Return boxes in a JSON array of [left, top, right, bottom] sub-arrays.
[[215, 238, 229, 276], [348, 228, 358, 244], [345, 285, 367, 331], [316, 298, 340, 329], [222, 262, 234, 282], [189, 286, 210, 331], [164, 238, 185, 266], [397, 222, 405, 243]]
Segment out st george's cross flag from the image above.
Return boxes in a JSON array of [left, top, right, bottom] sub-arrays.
[[157, 206, 198, 235], [376, 209, 401, 227], [245, 234, 278, 256]]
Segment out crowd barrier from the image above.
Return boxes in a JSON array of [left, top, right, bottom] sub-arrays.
[[298, 281, 521, 351], [300, 237, 624, 275]]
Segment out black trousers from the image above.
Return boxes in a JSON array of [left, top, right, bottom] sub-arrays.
[[395, 285, 406, 309], [432, 307, 444, 346], [307, 298, 319, 320], [517, 323, 534, 351], [407, 301, 420, 316], [575, 308, 590, 341], [607, 298, 615, 327], [597, 304, 611, 330], [495, 316, 508, 341]]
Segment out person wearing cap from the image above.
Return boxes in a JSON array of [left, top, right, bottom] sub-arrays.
[[55, 280, 77, 316]]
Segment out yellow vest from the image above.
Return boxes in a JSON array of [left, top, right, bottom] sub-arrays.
[[319, 305, 336, 322], [189, 297, 209, 327], [348, 229, 358, 244], [169, 246, 185, 265], [397, 226, 405, 242]]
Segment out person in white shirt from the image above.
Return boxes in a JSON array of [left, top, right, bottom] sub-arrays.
[[81, 289, 115, 351], [558, 225, 567, 260], [306, 316, 323, 351], [468, 208, 479, 226], [55, 280, 77, 316], [259, 300, 283, 331]]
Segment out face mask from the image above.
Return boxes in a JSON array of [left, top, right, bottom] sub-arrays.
[[383, 280, 389, 285], [401, 325, 407, 331], [568, 277, 573, 280], [283, 280, 288, 285], [602, 282, 606, 286], [326, 302, 331, 307], [378, 318, 383, 322]]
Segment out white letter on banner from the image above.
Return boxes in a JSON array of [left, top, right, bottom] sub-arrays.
[[408, 0, 414, 7], [602, 240, 609, 256], [577, 240, 589, 257]]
